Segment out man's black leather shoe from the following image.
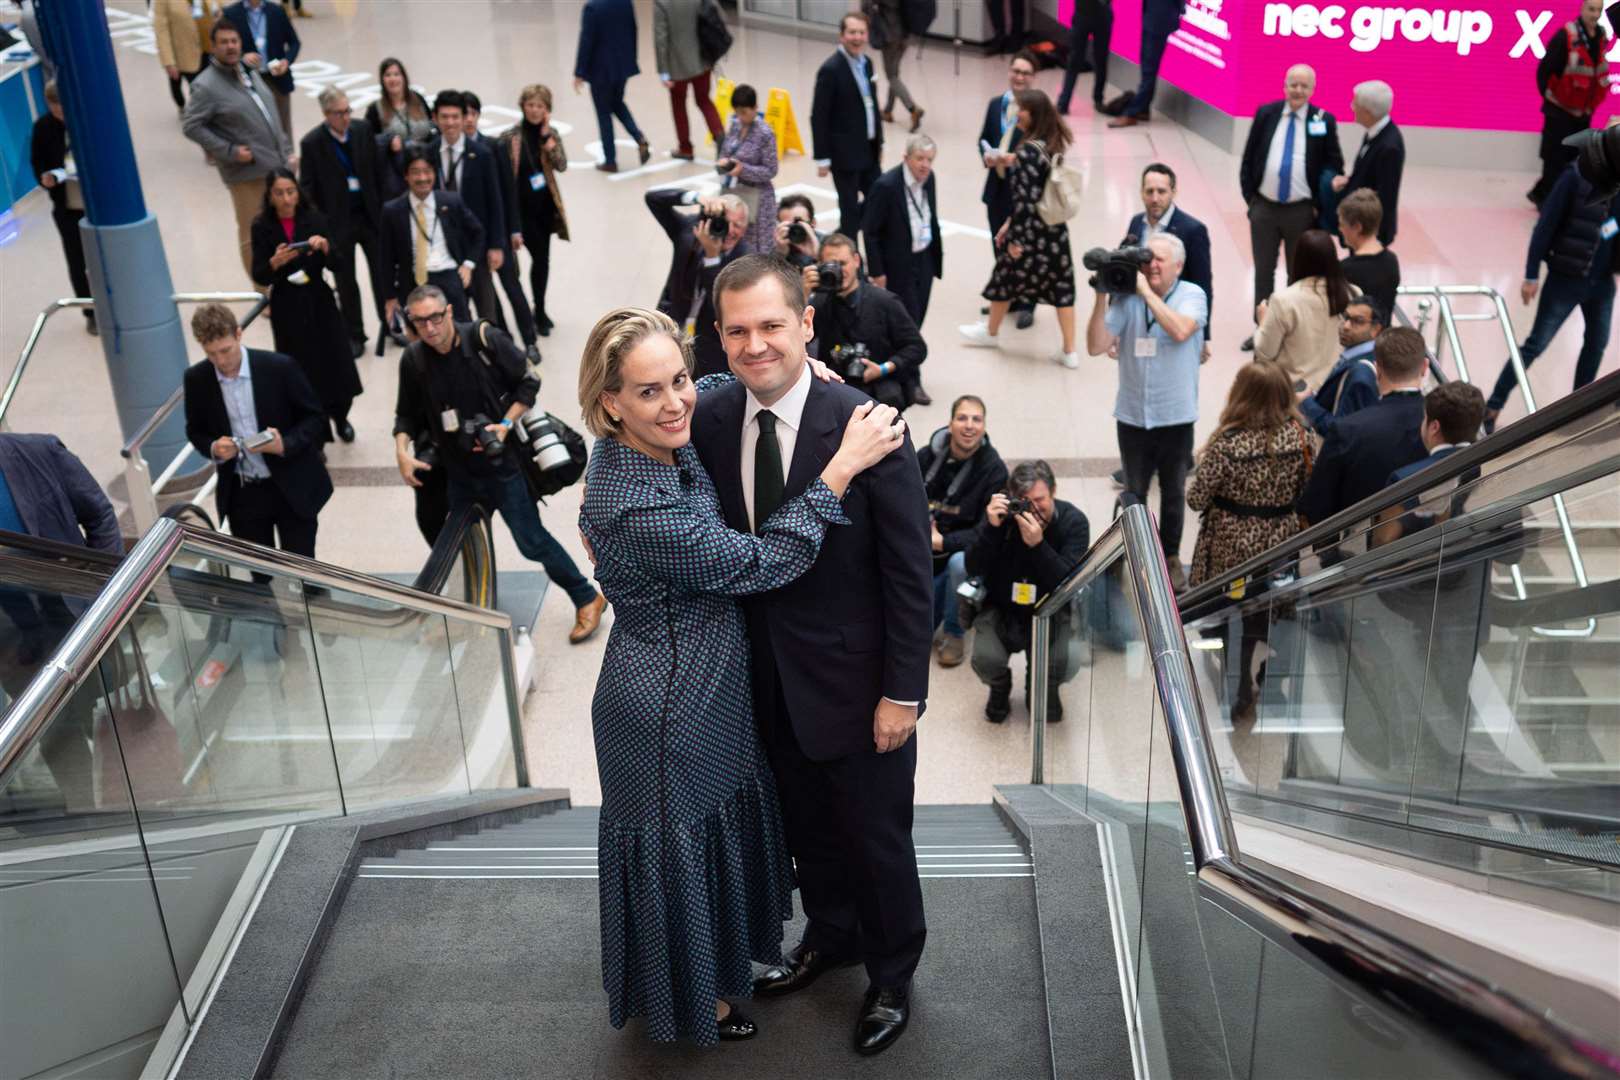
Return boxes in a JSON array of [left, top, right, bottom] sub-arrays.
[[717, 1005, 757, 1041], [854, 985, 910, 1056], [752, 945, 859, 998], [335, 420, 356, 443]]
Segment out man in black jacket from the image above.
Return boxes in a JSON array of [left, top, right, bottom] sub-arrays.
[[424, 91, 508, 331], [300, 87, 384, 357], [964, 460, 1090, 723], [1331, 80, 1404, 245], [916, 395, 1007, 667], [463, 91, 539, 358], [378, 147, 485, 325], [28, 81, 93, 336], [809, 233, 926, 411], [648, 188, 752, 377], [979, 51, 1037, 328], [862, 134, 942, 406], [221, 0, 300, 137], [1240, 64, 1343, 348], [1296, 326, 1429, 527], [811, 12, 884, 240], [183, 303, 332, 558]]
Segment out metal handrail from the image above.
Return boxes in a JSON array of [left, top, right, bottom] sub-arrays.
[[0, 518, 525, 791], [1028, 504, 1618, 1080]]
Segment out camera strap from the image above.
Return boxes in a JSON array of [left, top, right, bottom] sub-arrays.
[[1143, 281, 1179, 335]]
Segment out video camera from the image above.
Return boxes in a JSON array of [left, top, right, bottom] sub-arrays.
[[1083, 245, 1153, 294], [1563, 122, 1620, 203], [830, 341, 872, 380]]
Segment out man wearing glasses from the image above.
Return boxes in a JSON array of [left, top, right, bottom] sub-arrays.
[[300, 88, 385, 358], [1298, 296, 1386, 438], [392, 285, 605, 644], [379, 147, 485, 328]]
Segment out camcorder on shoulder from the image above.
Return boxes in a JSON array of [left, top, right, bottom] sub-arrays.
[[830, 341, 871, 380], [1083, 245, 1153, 294]]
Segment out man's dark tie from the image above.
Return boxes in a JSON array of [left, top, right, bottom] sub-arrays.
[[754, 410, 784, 532], [1357, 133, 1369, 160], [445, 151, 459, 191]]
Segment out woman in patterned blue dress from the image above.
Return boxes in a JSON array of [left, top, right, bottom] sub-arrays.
[[576, 307, 905, 1045]]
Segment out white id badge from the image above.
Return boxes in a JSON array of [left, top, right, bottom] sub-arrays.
[[529, 172, 547, 191], [287, 270, 310, 285], [1601, 218, 1618, 240], [1011, 581, 1037, 606], [347, 176, 361, 193], [1134, 335, 1158, 358], [440, 408, 460, 433], [1308, 119, 1327, 136]]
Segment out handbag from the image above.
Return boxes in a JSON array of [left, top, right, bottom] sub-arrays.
[[697, 0, 733, 67], [1031, 140, 1084, 226], [96, 638, 185, 805]]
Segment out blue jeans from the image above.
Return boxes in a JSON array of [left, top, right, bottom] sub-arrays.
[[931, 550, 968, 637], [448, 468, 597, 608], [590, 79, 645, 167], [1487, 269, 1616, 411]]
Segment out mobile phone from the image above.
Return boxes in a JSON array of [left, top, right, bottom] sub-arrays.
[[244, 429, 276, 451], [285, 240, 312, 252]]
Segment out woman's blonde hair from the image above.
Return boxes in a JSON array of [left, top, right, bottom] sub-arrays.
[[518, 83, 553, 111], [578, 308, 692, 438]]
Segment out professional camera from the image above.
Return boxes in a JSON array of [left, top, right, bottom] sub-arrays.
[[412, 439, 438, 480], [957, 575, 989, 627], [1562, 124, 1620, 203], [518, 408, 574, 473], [815, 260, 844, 293], [830, 342, 872, 381], [1004, 495, 1034, 518], [461, 414, 505, 459], [786, 220, 814, 246], [715, 157, 734, 174], [1082, 245, 1153, 294], [703, 207, 730, 238]]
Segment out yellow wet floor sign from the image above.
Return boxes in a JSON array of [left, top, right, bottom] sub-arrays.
[[710, 77, 804, 157]]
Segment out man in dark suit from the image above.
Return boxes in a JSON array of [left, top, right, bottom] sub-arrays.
[[423, 91, 507, 332], [812, 12, 884, 241], [979, 51, 1037, 328], [378, 147, 485, 325], [28, 80, 94, 336], [183, 303, 332, 558], [463, 91, 539, 360], [863, 135, 942, 406], [1123, 162, 1212, 355], [1331, 80, 1404, 245], [1239, 64, 1344, 350], [300, 87, 384, 357], [694, 255, 932, 1057], [1104, 0, 1182, 126], [221, 0, 300, 137], [647, 188, 752, 378], [1296, 326, 1429, 526]]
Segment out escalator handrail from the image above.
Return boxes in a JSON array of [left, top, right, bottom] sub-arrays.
[[1174, 368, 1620, 622], [412, 503, 497, 607], [1031, 504, 1617, 1080], [0, 517, 515, 789]]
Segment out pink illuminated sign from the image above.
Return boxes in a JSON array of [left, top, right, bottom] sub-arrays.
[[1057, 0, 1617, 131]]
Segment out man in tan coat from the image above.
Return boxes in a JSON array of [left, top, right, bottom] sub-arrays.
[[152, 0, 217, 115]]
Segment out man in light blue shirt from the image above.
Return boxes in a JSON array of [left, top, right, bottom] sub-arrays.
[[1086, 232, 1207, 587]]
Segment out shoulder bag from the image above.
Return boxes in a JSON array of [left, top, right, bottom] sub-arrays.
[[1031, 140, 1084, 226]]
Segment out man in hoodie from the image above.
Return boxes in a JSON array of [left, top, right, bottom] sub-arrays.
[[916, 395, 1007, 667]]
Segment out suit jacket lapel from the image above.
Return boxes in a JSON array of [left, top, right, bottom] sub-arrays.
[[706, 386, 750, 534], [785, 378, 836, 498]]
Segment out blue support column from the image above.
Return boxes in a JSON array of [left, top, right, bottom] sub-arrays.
[[35, 0, 192, 476]]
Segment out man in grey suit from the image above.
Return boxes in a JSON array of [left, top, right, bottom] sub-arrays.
[[181, 18, 294, 280]]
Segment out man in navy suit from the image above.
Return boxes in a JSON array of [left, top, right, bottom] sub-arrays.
[[1123, 163, 1212, 356], [693, 255, 931, 1057], [1300, 296, 1384, 438], [1239, 64, 1344, 350], [183, 303, 332, 559], [812, 12, 884, 241], [221, 0, 300, 138], [423, 91, 507, 333], [461, 91, 539, 359], [573, 0, 650, 173], [1371, 381, 1485, 545], [1331, 80, 1404, 245], [300, 87, 385, 356], [978, 51, 1037, 328], [1103, 0, 1182, 126], [378, 147, 485, 325], [1296, 326, 1429, 526], [861, 133, 942, 405]]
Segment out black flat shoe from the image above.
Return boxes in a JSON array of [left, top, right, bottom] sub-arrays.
[[1014, 309, 1035, 330], [752, 945, 860, 998], [335, 420, 355, 443], [717, 1006, 757, 1041], [854, 985, 909, 1056]]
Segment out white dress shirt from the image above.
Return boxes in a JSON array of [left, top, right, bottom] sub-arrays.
[[1141, 203, 1176, 241], [902, 170, 932, 253], [1260, 104, 1311, 203], [408, 191, 460, 272], [741, 361, 813, 531], [215, 351, 271, 481]]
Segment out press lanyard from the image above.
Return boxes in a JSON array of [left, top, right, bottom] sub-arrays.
[[1144, 282, 1178, 335], [328, 133, 355, 176], [903, 181, 930, 243]]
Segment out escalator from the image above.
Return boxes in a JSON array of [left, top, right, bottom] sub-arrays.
[[3, 378, 1618, 1079]]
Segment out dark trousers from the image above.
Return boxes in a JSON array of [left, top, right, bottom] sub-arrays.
[[51, 208, 92, 312], [885, 250, 935, 328], [519, 220, 554, 326], [227, 478, 318, 558], [1117, 420, 1194, 554], [1486, 268, 1616, 411], [1126, 14, 1178, 116], [764, 682, 926, 989], [1247, 196, 1316, 315], [590, 79, 645, 168], [495, 256, 538, 346], [334, 215, 384, 343], [447, 468, 597, 608], [832, 158, 881, 242], [1533, 109, 1589, 202], [414, 464, 450, 547], [669, 69, 723, 155], [1056, 0, 1113, 110], [986, 0, 1026, 44], [470, 262, 503, 330], [406, 268, 471, 322], [166, 65, 202, 110]]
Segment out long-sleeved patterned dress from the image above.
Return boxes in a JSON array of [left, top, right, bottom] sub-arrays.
[[579, 435, 849, 1044], [718, 115, 779, 255], [1185, 422, 1312, 587], [982, 138, 1076, 308]]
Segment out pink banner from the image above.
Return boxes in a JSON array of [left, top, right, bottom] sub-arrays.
[[1064, 0, 1617, 131]]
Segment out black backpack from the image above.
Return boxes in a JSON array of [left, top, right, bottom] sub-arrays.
[[697, 0, 733, 67]]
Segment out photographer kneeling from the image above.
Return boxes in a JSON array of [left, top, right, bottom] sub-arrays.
[[393, 284, 606, 644], [807, 232, 926, 411], [963, 460, 1090, 723]]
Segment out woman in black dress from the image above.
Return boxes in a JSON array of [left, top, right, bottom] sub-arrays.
[[364, 57, 435, 200], [958, 89, 1080, 367], [250, 169, 364, 442], [498, 84, 569, 337]]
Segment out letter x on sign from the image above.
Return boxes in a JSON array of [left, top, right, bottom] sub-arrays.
[[1512, 10, 1553, 58]]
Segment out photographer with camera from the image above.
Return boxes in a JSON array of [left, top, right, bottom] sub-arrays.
[[1085, 232, 1207, 590], [808, 232, 926, 411], [962, 460, 1090, 724], [647, 187, 752, 378], [917, 395, 1007, 668], [393, 283, 605, 644]]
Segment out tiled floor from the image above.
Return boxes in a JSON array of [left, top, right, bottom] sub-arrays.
[[2, 0, 1611, 804]]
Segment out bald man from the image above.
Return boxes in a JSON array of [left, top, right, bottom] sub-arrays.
[[1238, 64, 1343, 350]]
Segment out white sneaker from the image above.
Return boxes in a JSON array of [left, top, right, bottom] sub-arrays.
[[958, 322, 1000, 348], [1055, 351, 1080, 369]]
